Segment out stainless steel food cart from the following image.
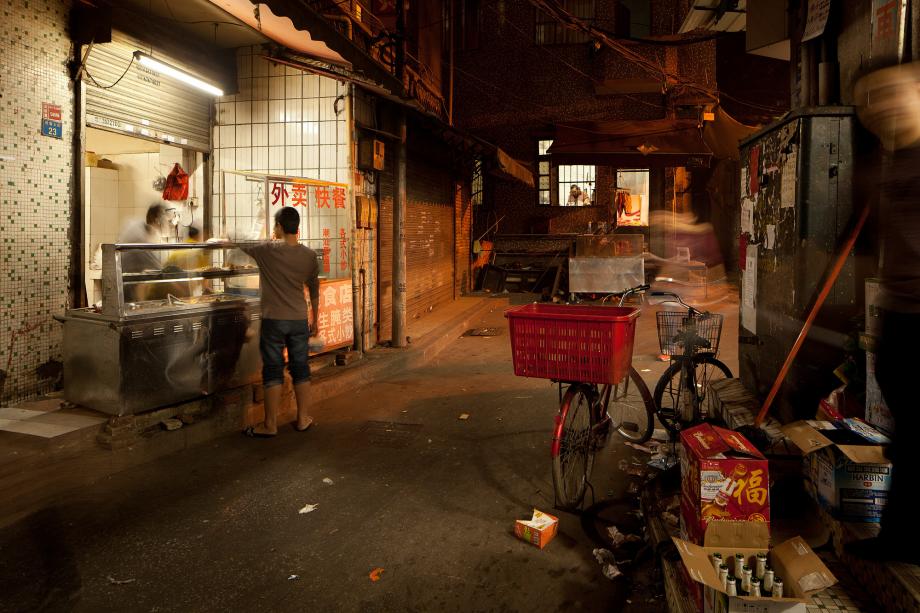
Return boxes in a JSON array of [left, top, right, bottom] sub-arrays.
[[62, 243, 262, 415]]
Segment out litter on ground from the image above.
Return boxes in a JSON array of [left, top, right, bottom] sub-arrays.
[[298, 503, 319, 514], [592, 549, 623, 580], [107, 576, 136, 585], [369, 568, 385, 582]]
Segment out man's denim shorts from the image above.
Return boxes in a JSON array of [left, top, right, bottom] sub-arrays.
[[260, 318, 310, 388]]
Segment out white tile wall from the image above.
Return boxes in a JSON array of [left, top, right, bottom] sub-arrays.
[[0, 0, 73, 401], [213, 46, 353, 277]]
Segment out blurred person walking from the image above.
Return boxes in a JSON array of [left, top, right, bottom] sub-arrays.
[[848, 62, 920, 563]]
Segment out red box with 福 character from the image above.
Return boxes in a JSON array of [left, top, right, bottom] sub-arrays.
[[678, 423, 770, 544]]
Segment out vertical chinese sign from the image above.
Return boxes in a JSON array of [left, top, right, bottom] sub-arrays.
[[267, 177, 351, 279], [308, 279, 354, 353], [870, 0, 907, 66]]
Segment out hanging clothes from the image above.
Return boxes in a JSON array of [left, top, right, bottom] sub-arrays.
[[162, 163, 189, 201]]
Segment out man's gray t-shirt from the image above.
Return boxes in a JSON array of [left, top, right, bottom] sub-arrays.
[[240, 242, 320, 321]]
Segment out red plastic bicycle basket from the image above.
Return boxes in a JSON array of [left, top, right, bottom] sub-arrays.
[[505, 304, 640, 385]]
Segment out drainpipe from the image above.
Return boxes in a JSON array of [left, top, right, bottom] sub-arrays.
[[70, 44, 88, 308], [323, 14, 354, 40]]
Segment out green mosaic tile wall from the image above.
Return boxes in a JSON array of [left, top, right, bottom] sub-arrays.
[[0, 0, 73, 401]]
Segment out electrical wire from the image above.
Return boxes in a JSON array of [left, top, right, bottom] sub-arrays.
[[482, 3, 665, 111], [83, 52, 136, 89]]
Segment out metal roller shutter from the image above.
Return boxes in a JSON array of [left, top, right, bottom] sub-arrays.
[[84, 32, 211, 151], [376, 154, 454, 344]]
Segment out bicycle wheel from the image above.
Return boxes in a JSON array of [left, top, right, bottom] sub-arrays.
[[552, 383, 598, 509], [653, 355, 733, 434], [608, 367, 655, 443]]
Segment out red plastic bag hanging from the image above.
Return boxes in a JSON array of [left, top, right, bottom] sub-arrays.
[[162, 163, 189, 201]]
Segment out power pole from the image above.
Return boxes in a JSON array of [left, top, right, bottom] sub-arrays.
[[392, 0, 408, 347]]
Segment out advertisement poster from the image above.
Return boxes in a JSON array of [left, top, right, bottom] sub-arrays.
[[310, 278, 354, 354], [742, 245, 758, 334]]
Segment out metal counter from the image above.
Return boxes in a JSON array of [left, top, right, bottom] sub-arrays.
[[63, 299, 261, 415], [63, 242, 264, 414]]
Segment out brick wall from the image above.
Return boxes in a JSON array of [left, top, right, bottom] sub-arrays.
[[0, 0, 73, 401], [455, 0, 719, 239]]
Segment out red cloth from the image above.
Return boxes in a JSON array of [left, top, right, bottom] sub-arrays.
[[162, 163, 189, 201]]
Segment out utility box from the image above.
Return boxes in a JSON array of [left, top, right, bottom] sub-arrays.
[[737, 108, 871, 423], [358, 139, 385, 171]]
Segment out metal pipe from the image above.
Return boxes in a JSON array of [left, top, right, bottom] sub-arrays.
[[449, 0, 455, 125], [755, 203, 870, 426], [72, 67, 87, 308], [323, 14, 353, 40], [396, 0, 406, 84], [392, 110, 408, 347], [347, 84, 363, 353]]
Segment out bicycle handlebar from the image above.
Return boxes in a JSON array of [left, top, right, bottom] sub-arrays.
[[650, 291, 703, 316]]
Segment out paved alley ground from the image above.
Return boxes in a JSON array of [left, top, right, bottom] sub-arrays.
[[0, 286, 739, 613]]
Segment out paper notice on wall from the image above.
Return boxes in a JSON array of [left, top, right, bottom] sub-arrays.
[[740, 167, 749, 198], [741, 199, 754, 234], [765, 225, 776, 250], [742, 245, 758, 333], [781, 148, 798, 208]]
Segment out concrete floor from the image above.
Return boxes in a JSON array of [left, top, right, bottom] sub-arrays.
[[0, 285, 739, 613]]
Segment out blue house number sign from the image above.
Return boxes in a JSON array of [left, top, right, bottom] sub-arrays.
[[41, 103, 63, 139]]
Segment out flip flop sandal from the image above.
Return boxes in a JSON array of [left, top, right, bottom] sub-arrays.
[[243, 426, 276, 438], [295, 417, 314, 432]]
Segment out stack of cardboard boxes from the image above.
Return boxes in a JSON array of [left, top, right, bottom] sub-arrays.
[[679, 423, 771, 544]]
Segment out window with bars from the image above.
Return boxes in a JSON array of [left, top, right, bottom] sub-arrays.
[[558, 165, 596, 206], [537, 139, 552, 205], [535, 0, 595, 45], [471, 157, 483, 205]]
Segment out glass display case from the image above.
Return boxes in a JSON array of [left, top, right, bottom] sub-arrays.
[[63, 243, 263, 415]]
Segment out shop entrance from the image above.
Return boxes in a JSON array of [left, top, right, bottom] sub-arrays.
[[82, 127, 206, 306]]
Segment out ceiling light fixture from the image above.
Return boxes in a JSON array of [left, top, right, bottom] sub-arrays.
[[133, 51, 224, 97]]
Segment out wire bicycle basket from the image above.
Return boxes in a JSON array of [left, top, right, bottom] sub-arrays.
[[656, 311, 723, 357]]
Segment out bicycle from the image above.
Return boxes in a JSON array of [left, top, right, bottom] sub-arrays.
[[651, 291, 733, 434], [506, 284, 657, 509]]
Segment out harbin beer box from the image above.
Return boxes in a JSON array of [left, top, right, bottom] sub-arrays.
[[674, 521, 837, 613], [783, 419, 891, 523], [679, 423, 770, 545]]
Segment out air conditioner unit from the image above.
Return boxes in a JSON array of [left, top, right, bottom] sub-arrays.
[[358, 139, 385, 171]]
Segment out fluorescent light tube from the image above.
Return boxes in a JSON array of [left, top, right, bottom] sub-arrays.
[[133, 51, 224, 97]]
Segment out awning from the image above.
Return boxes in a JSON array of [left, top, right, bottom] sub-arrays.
[[495, 149, 535, 188], [219, 0, 405, 96], [401, 114, 534, 188], [702, 106, 760, 160], [547, 119, 713, 168]]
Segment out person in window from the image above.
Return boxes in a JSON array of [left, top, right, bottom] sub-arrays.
[[567, 184, 583, 206]]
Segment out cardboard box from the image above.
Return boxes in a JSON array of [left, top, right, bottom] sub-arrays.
[[783, 420, 891, 523], [514, 509, 558, 549], [674, 521, 837, 613], [865, 352, 894, 436], [680, 424, 770, 544]]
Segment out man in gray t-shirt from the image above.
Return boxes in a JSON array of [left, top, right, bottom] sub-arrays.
[[238, 207, 320, 437]]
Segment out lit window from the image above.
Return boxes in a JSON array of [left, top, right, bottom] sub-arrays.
[[615, 169, 649, 226], [471, 158, 483, 206], [558, 165, 596, 206]]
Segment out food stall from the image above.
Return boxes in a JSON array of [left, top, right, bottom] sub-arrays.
[[62, 242, 262, 415], [62, 171, 356, 415]]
